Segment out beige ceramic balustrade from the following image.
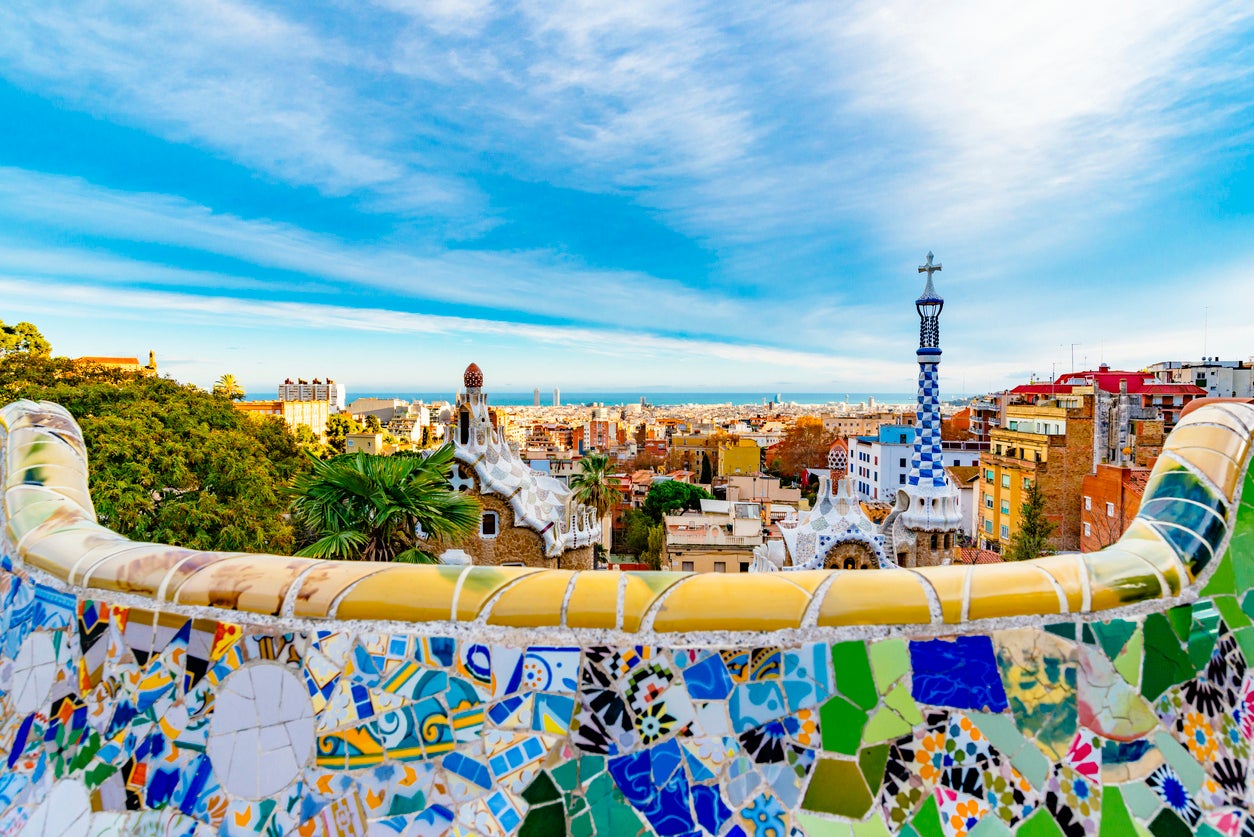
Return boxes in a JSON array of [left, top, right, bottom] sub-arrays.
[[3, 399, 1252, 635]]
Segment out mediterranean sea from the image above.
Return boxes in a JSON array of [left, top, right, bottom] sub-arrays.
[[335, 391, 936, 407]]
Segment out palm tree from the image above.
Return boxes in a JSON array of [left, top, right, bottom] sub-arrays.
[[570, 452, 617, 555], [289, 444, 480, 563], [213, 373, 246, 400]]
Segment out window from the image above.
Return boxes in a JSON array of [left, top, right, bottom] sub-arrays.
[[1001, 500, 1010, 515], [1083, 496, 1091, 511], [739, 562, 750, 573], [714, 562, 726, 573], [1106, 501, 1116, 518], [1023, 478, 1031, 490], [899, 458, 906, 468], [984, 518, 993, 534], [681, 561, 694, 572], [899, 474, 906, 485], [984, 469, 994, 483], [1001, 475, 1010, 488], [984, 495, 993, 509], [1000, 524, 1009, 539], [930, 534, 938, 549], [480, 511, 499, 538], [1084, 522, 1092, 537]]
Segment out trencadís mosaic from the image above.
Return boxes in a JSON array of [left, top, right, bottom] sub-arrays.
[[0, 397, 1252, 836]]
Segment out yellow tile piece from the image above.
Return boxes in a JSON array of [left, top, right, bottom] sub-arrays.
[[6, 427, 86, 474], [290, 562, 392, 618], [486, 570, 576, 627], [170, 556, 317, 615], [5, 490, 81, 543], [82, 544, 210, 597], [563, 571, 621, 629], [1164, 448, 1242, 499], [1164, 423, 1248, 465], [622, 571, 690, 631], [1032, 554, 1086, 611], [334, 565, 467, 622], [1117, 520, 1190, 586], [650, 574, 809, 632], [22, 525, 128, 581], [773, 570, 833, 595], [911, 565, 969, 623], [1085, 547, 1166, 612], [1176, 404, 1254, 437], [454, 566, 543, 621], [816, 570, 932, 626], [966, 562, 1066, 620]]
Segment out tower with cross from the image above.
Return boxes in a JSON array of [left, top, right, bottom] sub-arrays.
[[887, 252, 963, 567]]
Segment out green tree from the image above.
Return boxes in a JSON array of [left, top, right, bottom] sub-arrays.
[[570, 452, 617, 553], [642, 524, 666, 570], [698, 452, 713, 485], [620, 508, 654, 556], [290, 444, 480, 563], [1005, 481, 1057, 561], [364, 414, 383, 433], [0, 351, 307, 553], [325, 413, 362, 453], [0, 320, 50, 357], [212, 373, 246, 400], [641, 480, 714, 523]]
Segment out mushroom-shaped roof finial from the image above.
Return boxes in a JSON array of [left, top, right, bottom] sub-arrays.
[[464, 362, 484, 389]]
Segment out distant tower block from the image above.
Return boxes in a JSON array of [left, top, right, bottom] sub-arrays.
[[553, 388, 561, 407], [533, 388, 541, 407], [889, 252, 963, 568]]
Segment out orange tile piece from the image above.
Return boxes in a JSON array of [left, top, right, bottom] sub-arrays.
[[622, 571, 690, 631], [23, 525, 128, 581], [911, 565, 969, 623], [454, 566, 543, 621], [486, 570, 576, 627], [650, 574, 809, 632], [170, 556, 317, 615], [815, 570, 932, 626], [1165, 423, 1248, 464], [563, 571, 621, 629], [290, 562, 392, 618], [333, 564, 467, 622], [966, 562, 1066, 620]]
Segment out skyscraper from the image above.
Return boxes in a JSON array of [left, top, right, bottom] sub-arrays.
[[553, 388, 561, 407], [533, 388, 541, 407]]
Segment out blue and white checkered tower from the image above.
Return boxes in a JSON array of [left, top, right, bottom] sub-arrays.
[[893, 252, 963, 566]]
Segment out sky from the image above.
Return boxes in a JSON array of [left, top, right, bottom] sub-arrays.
[[2, 1, 1254, 397]]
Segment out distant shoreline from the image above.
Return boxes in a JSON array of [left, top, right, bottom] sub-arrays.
[[243, 391, 961, 407]]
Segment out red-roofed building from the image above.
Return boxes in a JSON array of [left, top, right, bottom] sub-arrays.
[[1080, 463, 1151, 552], [1009, 364, 1204, 429]]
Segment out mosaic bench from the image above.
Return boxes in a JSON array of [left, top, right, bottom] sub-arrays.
[[1, 397, 1253, 837]]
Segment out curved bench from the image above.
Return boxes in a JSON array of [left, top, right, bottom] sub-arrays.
[[1, 398, 1251, 835]]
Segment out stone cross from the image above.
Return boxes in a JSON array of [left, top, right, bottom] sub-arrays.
[[918, 251, 942, 278]]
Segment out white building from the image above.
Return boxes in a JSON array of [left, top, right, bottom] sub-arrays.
[[1148, 358, 1254, 399], [848, 425, 984, 502], [279, 377, 346, 411]]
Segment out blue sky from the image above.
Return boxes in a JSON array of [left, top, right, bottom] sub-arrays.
[[2, 2, 1254, 397]]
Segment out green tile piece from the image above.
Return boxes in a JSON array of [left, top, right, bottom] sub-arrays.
[[1044, 623, 1076, 640], [589, 787, 642, 835], [968, 712, 1028, 759], [568, 810, 593, 837], [1114, 625, 1144, 686], [1234, 626, 1254, 664], [968, 816, 1011, 836], [1091, 618, 1138, 661], [1186, 602, 1220, 672], [1201, 550, 1236, 595], [795, 812, 851, 836], [1196, 825, 1225, 837], [1081, 624, 1096, 645], [1099, 786, 1136, 837], [1009, 742, 1051, 790], [1153, 731, 1205, 793], [1118, 781, 1160, 819], [520, 802, 566, 837], [910, 795, 944, 837], [1211, 594, 1251, 629], [882, 683, 923, 725], [802, 757, 873, 818], [1015, 809, 1065, 837], [858, 744, 890, 794], [550, 758, 580, 790], [522, 772, 561, 805], [1242, 589, 1254, 622], [862, 705, 914, 743], [1165, 604, 1191, 642], [1148, 808, 1192, 837], [898, 827, 921, 837], [851, 817, 892, 837], [819, 695, 869, 755], [832, 640, 878, 710], [869, 638, 908, 692], [1141, 614, 1193, 701]]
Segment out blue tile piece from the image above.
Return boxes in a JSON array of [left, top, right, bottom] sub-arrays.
[[691, 785, 732, 834], [609, 748, 695, 836], [729, 682, 786, 732], [683, 654, 733, 700], [909, 636, 1009, 712]]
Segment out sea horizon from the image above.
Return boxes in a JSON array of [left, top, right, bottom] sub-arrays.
[[248, 390, 970, 407]]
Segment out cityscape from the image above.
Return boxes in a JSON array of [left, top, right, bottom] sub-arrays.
[[3, 3, 1254, 837]]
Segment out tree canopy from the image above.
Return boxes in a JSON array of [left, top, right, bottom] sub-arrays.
[[769, 416, 837, 481], [289, 444, 480, 562], [213, 373, 246, 400], [570, 452, 617, 552], [0, 320, 50, 357], [641, 480, 714, 523], [0, 351, 307, 553], [1005, 481, 1057, 561]]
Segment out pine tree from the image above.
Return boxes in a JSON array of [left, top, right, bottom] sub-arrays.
[[699, 452, 713, 484], [1006, 481, 1056, 561]]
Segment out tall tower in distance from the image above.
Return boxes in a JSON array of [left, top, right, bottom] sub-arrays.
[[533, 388, 541, 407], [888, 252, 963, 567], [553, 388, 561, 407]]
